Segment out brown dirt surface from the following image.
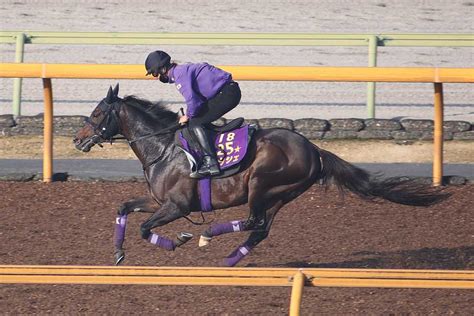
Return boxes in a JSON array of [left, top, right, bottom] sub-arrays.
[[1, 136, 473, 163], [0, 181, 472, 315]]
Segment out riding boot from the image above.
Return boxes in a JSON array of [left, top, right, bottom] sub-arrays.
[[190, 125, 220, 178]]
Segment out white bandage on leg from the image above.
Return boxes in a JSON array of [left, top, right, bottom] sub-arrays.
[[231, 220, 242, 232]]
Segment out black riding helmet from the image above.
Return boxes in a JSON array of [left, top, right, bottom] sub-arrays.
[[145, 50, 172, 77]]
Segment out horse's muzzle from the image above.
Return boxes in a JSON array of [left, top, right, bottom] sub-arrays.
[[73, 135, 101, 152]]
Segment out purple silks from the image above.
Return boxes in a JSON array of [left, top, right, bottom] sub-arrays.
[[114, 215, 127, 249], [209, 220, 244, 237], [148, 233, 176, 251]]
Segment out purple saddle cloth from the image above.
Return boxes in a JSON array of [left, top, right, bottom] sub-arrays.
[[178, 124, 250, 172], [178, 124, 253, 213]]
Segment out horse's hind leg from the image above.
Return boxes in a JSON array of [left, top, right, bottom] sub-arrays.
[[198, 217, 259, 247], [223, 200, 283, 267], [198, 204, 270, 249], [114, 197, 160, 265], [199, 187, 273, 247]]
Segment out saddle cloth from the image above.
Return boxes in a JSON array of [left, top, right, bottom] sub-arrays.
[[177, 123, 255, 179], [177, 122, 257, 212]]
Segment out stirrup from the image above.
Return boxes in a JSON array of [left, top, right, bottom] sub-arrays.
[[189, 170, 204, 179], [190, 156, 220, 178], [189, 165, 216, 178], [189, 168, 219, 179], [198, 165, 220, 177]]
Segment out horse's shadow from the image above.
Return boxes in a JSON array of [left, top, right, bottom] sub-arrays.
[[279, 246, 474, 270]]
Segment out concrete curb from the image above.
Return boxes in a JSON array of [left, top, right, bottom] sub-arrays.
[[0, 160, 471, 185]]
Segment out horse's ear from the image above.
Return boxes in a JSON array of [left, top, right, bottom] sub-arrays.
[[106, 86, 114, 102], [112, 83, 119, 97]]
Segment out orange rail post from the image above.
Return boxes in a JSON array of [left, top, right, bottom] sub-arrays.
[[289, 270, 305, 316], [42, 78, 53, 183], [433, 83, 444, 186]]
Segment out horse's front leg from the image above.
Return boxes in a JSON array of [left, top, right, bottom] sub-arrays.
[[114, 197, 160, 265], [140, 200, 192, 252]]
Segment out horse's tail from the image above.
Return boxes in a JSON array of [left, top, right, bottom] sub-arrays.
[[317, 147, 449, 206]]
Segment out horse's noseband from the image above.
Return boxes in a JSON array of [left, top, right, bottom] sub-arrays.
[[75, 134, 102, 152], [84, 101, 121, 145]]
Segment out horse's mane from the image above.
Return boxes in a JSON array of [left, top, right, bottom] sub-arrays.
[[121, 95, 178, 125]]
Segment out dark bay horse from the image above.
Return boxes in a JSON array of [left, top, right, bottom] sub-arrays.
[[73, 84, 449, 266]]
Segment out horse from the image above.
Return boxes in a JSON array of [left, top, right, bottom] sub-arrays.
[[73, 84, 449, 267]]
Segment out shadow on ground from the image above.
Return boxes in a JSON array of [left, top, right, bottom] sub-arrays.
[[281, 246, 474, 270]]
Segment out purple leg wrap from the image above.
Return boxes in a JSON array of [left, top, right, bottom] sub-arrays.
[[210, 220, 245, 237], [114, 215, 127, 249], [148, 233, 176, 251], [224, 244, 251, 267]]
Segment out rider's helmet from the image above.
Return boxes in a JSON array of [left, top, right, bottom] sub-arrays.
[[145, 50, 172, 78]]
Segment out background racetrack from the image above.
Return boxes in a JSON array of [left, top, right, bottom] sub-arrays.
[[1, 0, 473, 314], [1, 0, 473, 121]]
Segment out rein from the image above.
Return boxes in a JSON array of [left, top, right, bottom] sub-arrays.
[[124, 123, 180, 170], [127, 123, 180, 145], [87, 102, 180, 146], [104, 123, 179, 147], [122, 106, 184, 145], [183, 211, 215, 225], [85, 101, 181, 171], [104, 124, 179, 171]]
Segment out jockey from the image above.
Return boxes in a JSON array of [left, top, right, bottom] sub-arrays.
[[145, 50, 241, 178]]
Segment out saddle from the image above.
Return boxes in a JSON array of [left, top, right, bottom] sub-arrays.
[[176, 118, 258, 179]]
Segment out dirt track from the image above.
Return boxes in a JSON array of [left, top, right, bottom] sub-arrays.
[[0, 181, 472, 314]]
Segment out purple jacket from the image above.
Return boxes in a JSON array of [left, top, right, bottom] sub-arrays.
[[168, 63, 232, 118]]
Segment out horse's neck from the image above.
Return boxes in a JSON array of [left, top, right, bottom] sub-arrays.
[[120, 110, 175, 166]]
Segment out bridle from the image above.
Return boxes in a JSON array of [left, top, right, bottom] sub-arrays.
[[82, 99, 181, 169], [84, 99, 180, 145], [85, 100, 125, 147]]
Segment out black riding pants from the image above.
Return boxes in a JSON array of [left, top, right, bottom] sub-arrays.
[[188, 81, 241, 128]]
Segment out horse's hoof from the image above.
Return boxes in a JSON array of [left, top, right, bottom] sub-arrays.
[[114, 249, 125, 265], [198, 235, 212, 247], [175, 232, 193, 247]]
